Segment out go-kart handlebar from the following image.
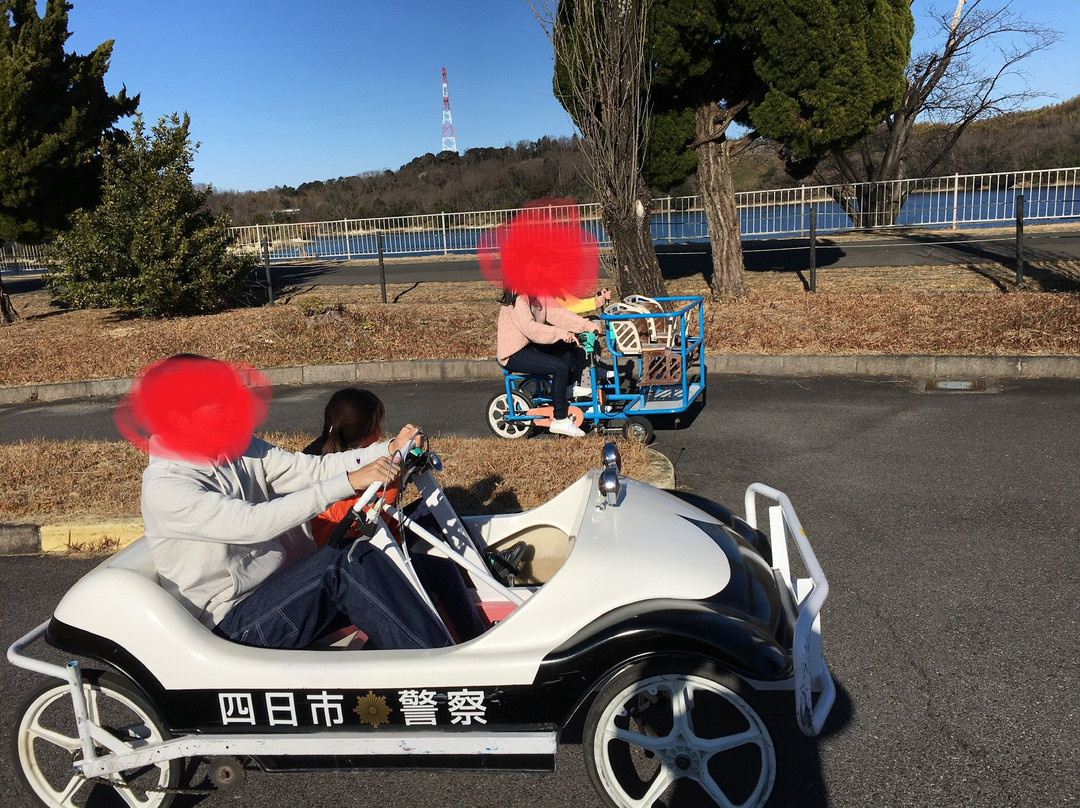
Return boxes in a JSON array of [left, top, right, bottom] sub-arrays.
[[328, 433, 438, 549], [577, 331, 599, 355]]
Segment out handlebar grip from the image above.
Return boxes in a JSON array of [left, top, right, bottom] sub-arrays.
[[327, 511, 358, 549]]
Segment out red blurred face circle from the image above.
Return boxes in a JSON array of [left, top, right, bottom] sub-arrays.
[[477, 198, 599, 299], [115, 357, 271, 462]]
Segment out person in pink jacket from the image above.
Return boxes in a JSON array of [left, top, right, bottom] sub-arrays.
[[496, 289, 604, 437]]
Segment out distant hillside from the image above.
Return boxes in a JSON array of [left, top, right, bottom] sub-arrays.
[[207, 97, 1080, 227], [935, 95, 1080, 175], [208, 136, 593, 226]]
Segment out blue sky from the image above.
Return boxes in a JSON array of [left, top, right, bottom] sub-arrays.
[[55, 0, 1080, 193]]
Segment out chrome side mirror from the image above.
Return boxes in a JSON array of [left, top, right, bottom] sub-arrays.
[[426, 452, 443, 473], [602, 441, 622, 473], [598, 467, 621, 506]]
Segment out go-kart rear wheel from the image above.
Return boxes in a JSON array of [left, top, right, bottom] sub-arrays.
[[11, 671, 181, 808], [487, 391, 534, 439], [583, 661, 779, 808], [622, 416, 654, 444]]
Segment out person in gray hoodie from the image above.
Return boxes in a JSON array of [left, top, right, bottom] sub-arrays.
[[128, 356, 452, 650]]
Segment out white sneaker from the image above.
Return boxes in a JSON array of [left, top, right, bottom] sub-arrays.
[[567, 384, 592, 399], [549, 417, 585, 437]]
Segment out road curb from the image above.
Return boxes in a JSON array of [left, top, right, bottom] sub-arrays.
[[0, 521, 144, 556], [4, 354, 1080, 406], [0, 454, 674, 556], [703, 354, 1080, 378]]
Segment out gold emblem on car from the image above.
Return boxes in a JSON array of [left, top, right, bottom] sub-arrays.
[[353, 691, 391, 728]]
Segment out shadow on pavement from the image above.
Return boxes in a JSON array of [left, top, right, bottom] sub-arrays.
[[656, 241, 844, 288]]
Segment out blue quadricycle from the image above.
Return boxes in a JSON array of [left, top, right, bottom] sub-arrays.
[[487, 295, 706, 443]]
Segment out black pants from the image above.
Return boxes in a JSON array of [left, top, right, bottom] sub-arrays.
[[503, 342, 583, 419]]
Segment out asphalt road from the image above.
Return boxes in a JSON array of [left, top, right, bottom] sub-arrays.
[[3, 374, 1080, 807], [5, 228, 1079, 296], [262, 228, 1080, 289]]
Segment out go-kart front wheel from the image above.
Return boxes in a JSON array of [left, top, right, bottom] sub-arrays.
[[486, 391, 534, 439], [583, 661, 779, 808], [11, 671, 181, 808]]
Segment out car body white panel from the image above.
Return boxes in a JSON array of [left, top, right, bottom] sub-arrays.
[[51, 473, 732, 691]]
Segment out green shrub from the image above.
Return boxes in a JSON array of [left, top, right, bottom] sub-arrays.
[[45, 113, 256, 317]]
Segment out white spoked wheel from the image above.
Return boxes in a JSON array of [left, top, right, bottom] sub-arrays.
[[12, 672, 180, 808], [584, 663, 777, 808], [486, 391, 534, 439]]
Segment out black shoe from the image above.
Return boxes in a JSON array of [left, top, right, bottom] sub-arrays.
[[484, 541, 527, 586]]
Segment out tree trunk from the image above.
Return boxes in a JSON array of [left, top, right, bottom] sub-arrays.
[[601, 197, 667, 299], [0, 264, 18, 324], [695, 108, 746, 298]]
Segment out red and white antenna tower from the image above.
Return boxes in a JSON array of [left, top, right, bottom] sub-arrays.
[[441, 67, 457, 153]]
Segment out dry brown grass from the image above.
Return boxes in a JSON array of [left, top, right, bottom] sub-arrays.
[[0, 432, 655, 525], [5, 251, 1077, 532], [5, 254, 1080, 388], [0, 439, 146, 521]]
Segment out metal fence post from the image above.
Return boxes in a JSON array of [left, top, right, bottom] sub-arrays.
[[952, 173, 960, 230], [377, 231, 387, 304], [1015, 194, 1025, 287], [259, 224, 274, 304], [809, 207, 817, 293], [440, 211, 449, 256]]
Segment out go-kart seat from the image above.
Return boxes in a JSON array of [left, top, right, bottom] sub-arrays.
[[621, 295, 675, 345], [90, 539, 369, 651]]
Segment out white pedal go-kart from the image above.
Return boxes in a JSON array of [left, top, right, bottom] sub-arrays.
[[8, 440, 834, 808]]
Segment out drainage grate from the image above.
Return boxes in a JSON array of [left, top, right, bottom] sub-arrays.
[[914, 378, 1000, 394]]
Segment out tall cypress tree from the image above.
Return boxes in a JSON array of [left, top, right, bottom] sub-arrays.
[[647, 0, 913, 296], [0, 0, 138, 244]]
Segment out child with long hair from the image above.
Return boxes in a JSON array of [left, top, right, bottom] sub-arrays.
[[304, 388, 495, 641]]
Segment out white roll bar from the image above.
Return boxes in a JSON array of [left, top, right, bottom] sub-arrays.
[[744, 483, 836, 737]]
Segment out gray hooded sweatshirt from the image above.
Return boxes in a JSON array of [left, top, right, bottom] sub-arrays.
[[141, 435, 391, 628]]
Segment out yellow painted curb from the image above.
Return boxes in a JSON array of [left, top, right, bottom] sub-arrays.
[[40, 522, 144, 554]]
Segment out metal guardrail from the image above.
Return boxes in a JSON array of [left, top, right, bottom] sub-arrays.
[[6, 166, 1079, 269], [229, 166, 1080, 263], [1, 241, 46, 273]]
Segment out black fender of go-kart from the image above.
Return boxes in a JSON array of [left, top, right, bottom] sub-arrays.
[[666, 489, 773, 566], [492, 598, 793, 732]]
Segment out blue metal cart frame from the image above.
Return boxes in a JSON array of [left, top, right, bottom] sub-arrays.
[[487, 296, 706, 442]]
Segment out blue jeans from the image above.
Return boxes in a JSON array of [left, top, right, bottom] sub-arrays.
[[215, 543, 454, 650], [504, 342, 583, 419]]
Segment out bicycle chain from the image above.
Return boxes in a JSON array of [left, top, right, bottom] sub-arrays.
[[80, 774, 217, 797]]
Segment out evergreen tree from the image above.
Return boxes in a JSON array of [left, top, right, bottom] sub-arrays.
[[45, 113, 256, 317], [647, 0, 913, 296], [0, 0, 138, 243], [819, 0, 1059, 226]]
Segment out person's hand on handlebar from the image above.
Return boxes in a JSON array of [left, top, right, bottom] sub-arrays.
[[387, 423, 423, 456], [347, 455, 401, 494]]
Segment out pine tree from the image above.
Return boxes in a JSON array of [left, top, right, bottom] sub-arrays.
[[45, 113, 257, 317], [647, 0, 913, 296], [0, 0, 138, 243]]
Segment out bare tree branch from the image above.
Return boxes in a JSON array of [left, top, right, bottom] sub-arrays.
[[525, 0, 664, 296]]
